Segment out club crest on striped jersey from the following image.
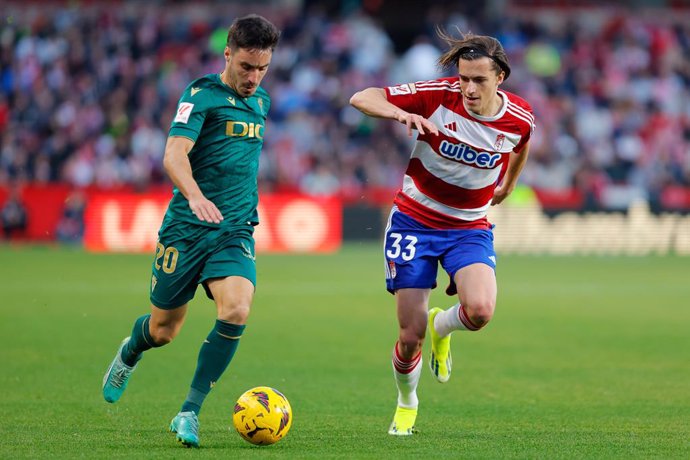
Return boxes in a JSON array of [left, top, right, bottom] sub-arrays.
[[494, 133, 505, 150]]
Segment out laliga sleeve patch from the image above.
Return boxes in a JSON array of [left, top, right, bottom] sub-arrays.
[[174, 102, 194, 124], [388, 83, 416, 96]]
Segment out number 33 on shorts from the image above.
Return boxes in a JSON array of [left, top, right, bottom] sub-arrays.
[[384, 229, 428, 291], [386, 232, 418, 261]]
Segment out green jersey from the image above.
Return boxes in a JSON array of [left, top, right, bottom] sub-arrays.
[[162, 73, 270, 229]]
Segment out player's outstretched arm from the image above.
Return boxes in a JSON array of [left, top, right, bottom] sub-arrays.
[[492, 141, 531, 206], [350, 87, 438, 137], [163, 136, 224, 224]]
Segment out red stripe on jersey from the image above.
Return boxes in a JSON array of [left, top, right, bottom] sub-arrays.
[[406, 158, 496, 208], [394, 192, 491, 230]]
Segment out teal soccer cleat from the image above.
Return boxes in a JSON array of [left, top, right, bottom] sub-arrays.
[[102, 337, 137, 403], [170, 411, 200, 448]]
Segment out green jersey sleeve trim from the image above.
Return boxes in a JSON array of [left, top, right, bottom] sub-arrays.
[[168, 126, 199, 142]]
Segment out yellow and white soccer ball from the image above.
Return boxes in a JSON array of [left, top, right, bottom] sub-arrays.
[[232, 386, 292, 445]]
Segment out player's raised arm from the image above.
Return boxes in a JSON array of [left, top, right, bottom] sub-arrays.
[[349, 87, 438, 137], [163, 135, 223, 223], [491, 140, 531, 206]]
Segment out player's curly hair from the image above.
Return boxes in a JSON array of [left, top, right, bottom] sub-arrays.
[[227, 14, 280, 51], [437, 28, 511, 80]]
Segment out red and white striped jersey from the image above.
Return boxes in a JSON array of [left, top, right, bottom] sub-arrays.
[[385, 77, 535, 229]]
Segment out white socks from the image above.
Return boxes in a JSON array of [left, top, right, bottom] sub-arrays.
[[434, 303, 481, 337], [392, 344, 421, 409], [434, 303, 464, 337]]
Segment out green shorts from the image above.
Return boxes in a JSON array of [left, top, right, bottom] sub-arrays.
[[149, 222, 256, 309]]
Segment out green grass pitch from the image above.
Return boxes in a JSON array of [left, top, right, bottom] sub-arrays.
[[0, 243, 688, 459]]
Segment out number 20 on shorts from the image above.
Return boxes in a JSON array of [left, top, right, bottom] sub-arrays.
[[154, 242, 179, 274]]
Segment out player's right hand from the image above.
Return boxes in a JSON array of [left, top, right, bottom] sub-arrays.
[[188, 196, 224, 224]]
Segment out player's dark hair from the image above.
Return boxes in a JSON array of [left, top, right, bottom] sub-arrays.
[[227, 14, 280, 51], [437, 28, 511, 80]]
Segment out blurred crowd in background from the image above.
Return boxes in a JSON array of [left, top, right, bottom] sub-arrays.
[[2, 0, 690, 213]]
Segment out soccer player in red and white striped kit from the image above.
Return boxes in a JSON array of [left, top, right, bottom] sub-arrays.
[[350, 28, 535, 435]]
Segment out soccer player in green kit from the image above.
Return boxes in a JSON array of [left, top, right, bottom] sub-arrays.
[[102, 15, 280, 448]]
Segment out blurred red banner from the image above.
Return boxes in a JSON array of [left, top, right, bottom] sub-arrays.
[[83, 192, 341, 253]]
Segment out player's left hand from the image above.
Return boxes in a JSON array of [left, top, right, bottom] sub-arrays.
[[491, 185, 510, 206]]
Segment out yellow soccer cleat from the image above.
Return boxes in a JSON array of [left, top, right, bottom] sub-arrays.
[[388, 406, 418, 436], [428, 307, 452, 383]]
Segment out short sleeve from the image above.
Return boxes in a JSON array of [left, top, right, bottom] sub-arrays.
[[385, 82, 429, 116], [169, 87, 210, 142]]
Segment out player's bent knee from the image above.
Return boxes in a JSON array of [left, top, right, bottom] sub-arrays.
[[464, 299, 495, 327], [472, 312, 493, 328], [149, 325, 178, 345], [218, 302, 251, 324]]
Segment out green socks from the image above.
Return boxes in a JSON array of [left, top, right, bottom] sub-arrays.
[[121, 314, 158, 367], [181, 320, 246, 415]]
